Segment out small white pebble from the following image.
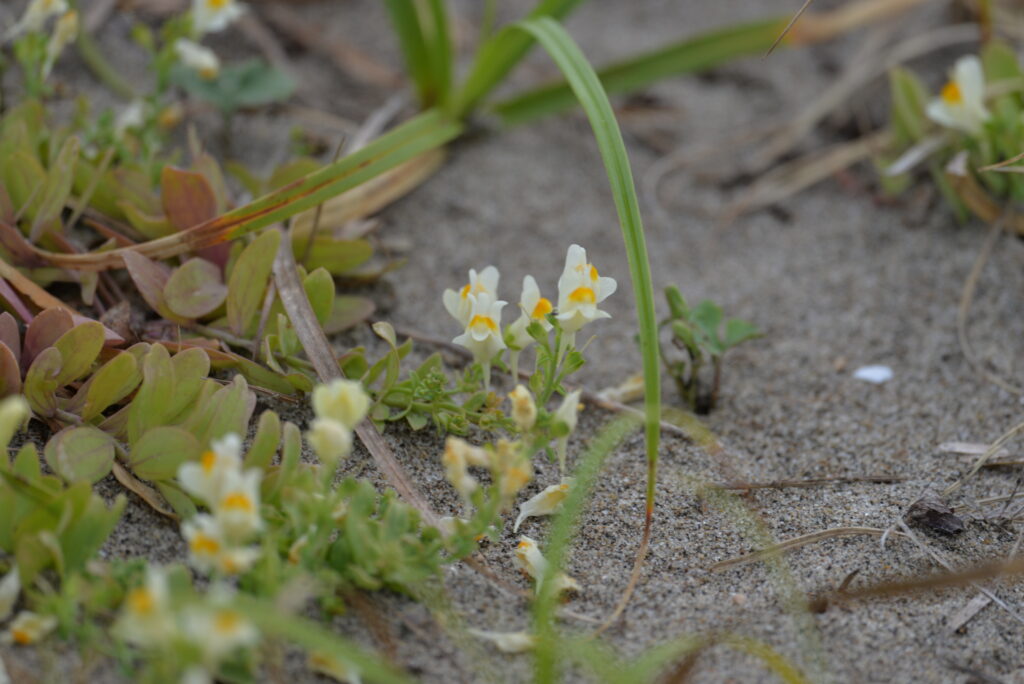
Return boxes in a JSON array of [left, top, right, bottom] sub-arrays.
[[730, 593, 747, 606], [852, 365, 893, 384]]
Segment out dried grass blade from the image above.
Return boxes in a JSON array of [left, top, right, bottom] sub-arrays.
[[711, 526, 908, 571]]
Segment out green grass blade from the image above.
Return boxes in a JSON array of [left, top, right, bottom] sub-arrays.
[[511, 17, 661, 513], [425, 0, 454, 107], [453, 0, 588, 116], [493, 16, 788, 125], [220, 109, 462, 240], [532, 414, 641, 683], [383, 0, 436, 106]]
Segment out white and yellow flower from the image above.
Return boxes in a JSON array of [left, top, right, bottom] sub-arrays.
[[179, 433, 243, 506], [4, 0, 67, 41], [214, 468, 263, 541], [925, 55, 990, 136], [513, 536, 580, 596], [184, 605, 258, 662], [41, 9, 77, 78], [553, 389, 582, 474], [2, 611, 57, 645], [453, 292, 506, 389], [466, 628, 536, 654], [555, 244, 617, 337], [514, 479, 572, 532], [0, 568, 19, 622], [115, 566, 176, 646], [312, 379, 370, 430], [508, 385, 537, 433], [492, 438, 532, 503], [192, 0, 246, 35], [174, 38, 221, 80], [183, 514, 228, 572], [443, 266, 500, 327], [506, 275, 554, 350], [309, 651, 361, 683]]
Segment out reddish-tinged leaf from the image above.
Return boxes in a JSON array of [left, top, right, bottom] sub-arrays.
[[122, 251, 187, 324], [164, 258, 228, 319], [0, 278, 33, 323], [0, 311, 21, 365], [23, 308, 73, 369], [44, 426, 114, 484], [227, 229, 280, 336], [161, 166, 218, 232], [0, 343, 21, 397]]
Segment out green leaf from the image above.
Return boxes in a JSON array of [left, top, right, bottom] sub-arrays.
[[244, 410, 280, 471], [44, 426, 115, 484], [74, 351, 141, 421], [454, 0, 587, 115], [118, 201, 174, 239], [31, 135, 79, 240], [129, 426, 200, 481], [161, 165, 218, 232], [511, 17, 660, 509], [303, 267, 334, 326], [227, 229, 281, 336], [690, 300, 723, 341], [58, 486, 125, 577], [164, 258, 228, 319], [324, 295, 375, 334], [665, 285, 688, 319], [267, 157, 322, 192], [723, 318, 760, 348], [492, 17, 787, 125], [888, 67, 929, 145], [184, 375, 255, 446], [156, 481, 197, 519], [24, 347, 62, 417], [299, 237, 373, 276], [0, 343, 20, 398], [52, 321, 105, 386], [173, 59, 295, 113]]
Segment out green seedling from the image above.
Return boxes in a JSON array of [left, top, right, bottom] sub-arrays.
[[659, 285, 759, 413]]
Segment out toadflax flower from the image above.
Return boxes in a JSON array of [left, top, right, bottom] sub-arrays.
[[183, 604, 258, 662], [513, 536, 580, 596], [214, 468, 263, 541], [179, 433, 243, 505], [42, 9, 77, 78], [508, 385, 537, 433], [453, 292, 506, 390], [552, 389, 582, 474], [4, 0, 67, 42], [443, 266, 500, 327], [182, 514, 259, 575], [174, 38, 221, 80], [192, 0, 246, 35], [925, 55, 990, 136], [505, 275, 554, 379], [2, 611, 57, 645], [442, 436, 486, 499], [514, 479, 572, 532], [307, 417, 353, 467], [115, 566, 176, 646], [556, 244, 617, 340]]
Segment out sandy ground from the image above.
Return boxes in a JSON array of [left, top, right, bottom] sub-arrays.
[[5, 0, 1024, 682]]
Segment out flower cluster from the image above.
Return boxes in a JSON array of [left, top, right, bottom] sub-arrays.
[[115, 568, 259, 683], [442, 244, 616, 388], [4, 0, 78, 81], [442, 435, 532, 508], [177, 434, 263, 575]]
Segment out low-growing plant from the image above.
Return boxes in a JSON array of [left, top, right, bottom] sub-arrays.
[[659, 285, 759, 413]]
